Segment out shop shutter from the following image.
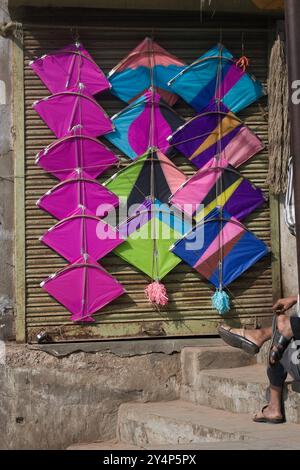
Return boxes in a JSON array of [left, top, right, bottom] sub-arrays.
[[22, 10, 278, 342]]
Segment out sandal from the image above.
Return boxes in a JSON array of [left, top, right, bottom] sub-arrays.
[[218, 326, 260, 356], [253, 405, 285, 424], [269, 315, 292, 367]]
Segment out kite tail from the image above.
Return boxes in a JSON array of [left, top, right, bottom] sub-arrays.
[[212, 289, 230, 315], [145, 281, 168, 307], [236, 56, 249, 72]]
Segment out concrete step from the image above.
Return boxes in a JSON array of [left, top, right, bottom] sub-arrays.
[[117, 400, 300, 448], [67, 439, 140, 450], [68, 439, 300, 450], [181, 346, 256, 386], [181, 363, 300, 424]]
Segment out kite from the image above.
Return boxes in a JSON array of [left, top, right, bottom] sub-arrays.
[[36, 134, 118, 180], [41, 209, 123, 263], [115, 198, 191, 304], [32, 43, 125, 324], [103, 148, 187, 213], [167, 102, 264, 169], [37, 170, 119, 220], [171, 207, 269, 314], [168, 43, 266, 114], [105, 90, 184, 160], [41, 255, 125, 323], [29, 42, 111, 96], [108, 37, 185, 106], [170, 156, 266, 222], [33, 88, 113, 138]]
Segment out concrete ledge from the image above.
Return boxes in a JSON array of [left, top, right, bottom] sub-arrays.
[[24, 338, 224, 358]]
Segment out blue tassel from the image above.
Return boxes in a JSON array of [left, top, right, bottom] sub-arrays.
[[212, 289, 231, 315]]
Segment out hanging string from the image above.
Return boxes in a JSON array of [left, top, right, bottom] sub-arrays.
[[236, 31, 250, 72], [71, 26, 80, 44]]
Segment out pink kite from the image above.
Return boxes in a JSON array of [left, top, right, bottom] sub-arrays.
[[41, 255, 125, 322], [29, 42, 111, 96], [170, 156, 265, 222], [108, 37, 185, 106], [37, 170, 119, 219], [33, 89, 113, 138], [36, 134, 118, 180], [41, 209, 123, 263], [105, 90, 184, 160]]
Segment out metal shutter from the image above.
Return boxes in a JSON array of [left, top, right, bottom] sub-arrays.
[[22, 10, 278, 342]]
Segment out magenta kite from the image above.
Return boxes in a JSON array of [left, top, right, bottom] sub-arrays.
[[31, 42, 125, 323]]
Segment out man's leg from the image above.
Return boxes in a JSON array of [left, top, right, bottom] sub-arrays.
[[254, 331, 300, 422], [253, 350, 288, 421]]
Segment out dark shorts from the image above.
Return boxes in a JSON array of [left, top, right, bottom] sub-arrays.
[[280, 340, 300, 382], [268, 337, 300, 387]]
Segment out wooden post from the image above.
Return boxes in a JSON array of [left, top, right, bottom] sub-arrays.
[[13, 31, 26, 343], [285, 0, 300, 296]]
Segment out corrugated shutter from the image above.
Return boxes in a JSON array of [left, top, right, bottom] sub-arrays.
[[22, 10, 277, 342]]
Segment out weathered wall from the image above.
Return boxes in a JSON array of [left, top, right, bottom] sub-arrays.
[[279, 198, 299, 304], [0, 344, 181, 449], [0, 0, 14, 340]]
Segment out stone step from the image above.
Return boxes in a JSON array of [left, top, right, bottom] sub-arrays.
[[180, 346, 256, 389], [181, 363, 300, 423], [67, 439, 140, 450], [68, 439, 300, 450], [117, 400, 300, 447]]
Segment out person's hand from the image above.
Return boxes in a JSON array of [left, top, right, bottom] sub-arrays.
[[272, 296, 298, 314]]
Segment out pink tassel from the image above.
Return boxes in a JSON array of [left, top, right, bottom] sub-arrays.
[[145, 281, 168, 307]]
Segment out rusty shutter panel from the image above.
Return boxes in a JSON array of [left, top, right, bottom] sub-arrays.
[[23, 12, 277, 342]]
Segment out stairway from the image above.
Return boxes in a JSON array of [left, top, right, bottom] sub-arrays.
[[68, 345, 300, 450]]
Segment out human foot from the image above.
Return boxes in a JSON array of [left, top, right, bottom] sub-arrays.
[[253, 404, 284, 424], [218, 326, 263, 355], [219, 325, 270, 350]]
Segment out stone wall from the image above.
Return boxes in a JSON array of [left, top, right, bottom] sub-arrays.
[[0, 344, 181, 449]]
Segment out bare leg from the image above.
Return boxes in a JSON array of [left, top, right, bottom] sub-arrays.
[[253, 385, 283, 421]]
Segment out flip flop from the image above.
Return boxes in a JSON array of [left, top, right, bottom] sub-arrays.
[[253, 405, 285, 424], [218, 326, 260, 356], [268, 315, 292, 367]]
